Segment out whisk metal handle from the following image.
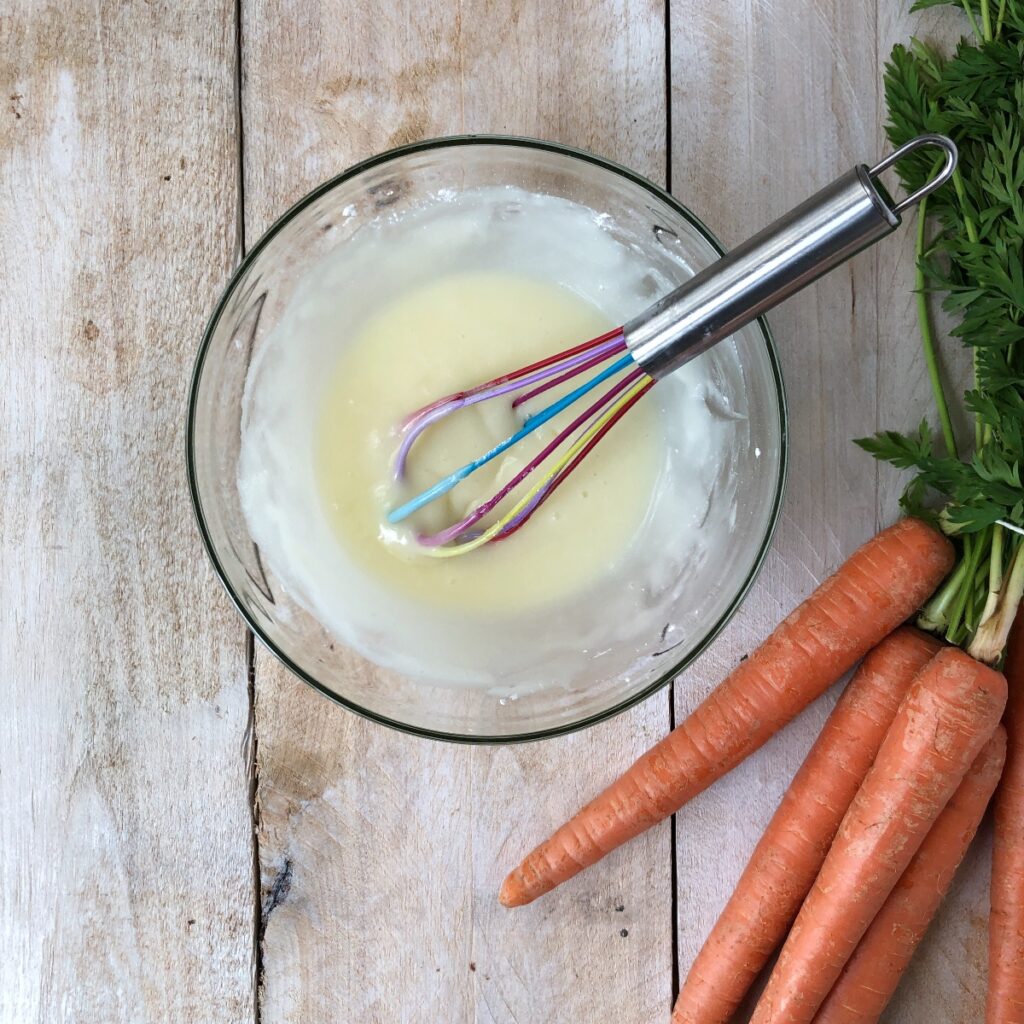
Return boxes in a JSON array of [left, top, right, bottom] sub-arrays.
[[626, 134, 958, 380]]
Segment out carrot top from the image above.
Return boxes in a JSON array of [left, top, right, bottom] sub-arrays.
[[856, 0, 1024, 664]]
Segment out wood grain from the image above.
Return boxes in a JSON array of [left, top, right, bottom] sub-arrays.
[[0, 3, 254, 1021], [669, 0, 882, 995], [241, 1, 673, 1021]]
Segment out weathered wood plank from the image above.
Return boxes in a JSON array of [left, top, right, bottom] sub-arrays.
[[669, 0, 882, 1004], [875, 7, 988, 1022], [0, 3, 254, 1021], [241, 0, 672, 1020]]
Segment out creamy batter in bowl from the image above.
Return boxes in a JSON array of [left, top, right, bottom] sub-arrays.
[[188, 137, 786, 742]]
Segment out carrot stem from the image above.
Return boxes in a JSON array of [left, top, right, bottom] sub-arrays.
[[960, 0, 983, 41], [966, 539, 993, 636], [945, 166, 985, 454], [914, 197, 959, 460], [919, 557, 969, 632], [981, 0, 994, 40], [947, 533, 986, 643], [979, 524, 1006, 629], [969, 540, 1024, 663]]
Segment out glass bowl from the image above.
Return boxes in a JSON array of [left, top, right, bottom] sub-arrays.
[[188, 136, 787, 743]]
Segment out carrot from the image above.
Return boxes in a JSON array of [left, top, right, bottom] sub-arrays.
[[670, 627, 941, 1024], [988, 610, 1024, 1024], [499, 518, 953, 908], [748, 647, 1007, 1024], [814, 727, 1007, 1024]]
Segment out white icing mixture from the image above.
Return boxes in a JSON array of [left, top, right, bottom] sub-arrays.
[[315, 271, 662, 610], [239, 188, 743, 689]]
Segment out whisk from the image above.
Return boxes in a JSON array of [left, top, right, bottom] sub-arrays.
[[388, 134, 958, 557]]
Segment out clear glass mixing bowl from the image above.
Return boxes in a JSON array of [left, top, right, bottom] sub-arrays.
[[188, 136, 787, 742]]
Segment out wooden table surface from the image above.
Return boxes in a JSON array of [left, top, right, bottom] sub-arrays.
[[3, 2, 987, 1021]]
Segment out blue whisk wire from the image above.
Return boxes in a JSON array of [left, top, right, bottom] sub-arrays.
[[386, 351, 636, 524]]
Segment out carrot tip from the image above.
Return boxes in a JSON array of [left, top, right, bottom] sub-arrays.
[[498, 875, 525, 908]]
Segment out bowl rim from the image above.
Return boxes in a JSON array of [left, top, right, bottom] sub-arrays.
[[186, 133, 789, 744]]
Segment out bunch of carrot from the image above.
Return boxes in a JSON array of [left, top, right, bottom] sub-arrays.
[[499, 518, 1024, 1023]]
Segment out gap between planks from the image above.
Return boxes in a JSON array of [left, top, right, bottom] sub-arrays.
[[232, 0, 263, 1019], [664, 0, 680, 1011]]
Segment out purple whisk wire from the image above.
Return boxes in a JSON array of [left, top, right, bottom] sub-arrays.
[[415, 366, 645, 547], [393, 331, 626, 479], [511, 340, 626, 409]]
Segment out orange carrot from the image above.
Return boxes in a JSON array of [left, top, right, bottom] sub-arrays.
[[671, 627, 941, 1024], [499, 519, 954, 908], [749, 647, 1007, 1024], [989, 611, 1024, 1024], [814, 727, 1007, 1024]]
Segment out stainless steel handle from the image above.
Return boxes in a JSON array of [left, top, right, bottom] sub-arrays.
[[626, 134, 958, 380]]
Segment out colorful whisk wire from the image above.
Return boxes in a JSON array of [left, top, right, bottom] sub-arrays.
[[387, 326, 653, 557]]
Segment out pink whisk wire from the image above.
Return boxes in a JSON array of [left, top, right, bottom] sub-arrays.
[[393, 328, 626, 479]]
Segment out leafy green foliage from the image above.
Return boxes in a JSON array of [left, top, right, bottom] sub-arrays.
[[858, 1, 1024, 653], [856, 425, 1021, 532]]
